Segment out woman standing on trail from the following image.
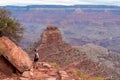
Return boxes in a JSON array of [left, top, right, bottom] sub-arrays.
[[34, 49, 39, 62], [33, 49, 39, 69]]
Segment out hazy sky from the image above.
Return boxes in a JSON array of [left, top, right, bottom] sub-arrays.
[[0, 0, 120, 6]]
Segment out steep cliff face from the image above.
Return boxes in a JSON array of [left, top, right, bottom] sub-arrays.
[[37, 26, 72, 59], [40, 26, 63, 48]]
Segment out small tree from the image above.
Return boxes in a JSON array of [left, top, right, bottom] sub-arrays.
[[0, 8, 24, 44]]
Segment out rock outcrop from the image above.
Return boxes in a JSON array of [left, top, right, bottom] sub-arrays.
[[0, 36, 32, 73], [39, 26, 63, 48], [37, 26, 72, 60]]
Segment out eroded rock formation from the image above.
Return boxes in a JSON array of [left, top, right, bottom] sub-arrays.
[[37, 26, 72, 60], [40, 26, 63, 48]]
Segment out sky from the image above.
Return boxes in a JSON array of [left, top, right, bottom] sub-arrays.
[[0, 0, 120, 6]]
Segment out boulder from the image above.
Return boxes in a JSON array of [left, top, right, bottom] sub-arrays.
[[22, 71, 31, 78], [42, 62, 52, 68], [0, 36, 32, 73], [59, 70, 70, 80]]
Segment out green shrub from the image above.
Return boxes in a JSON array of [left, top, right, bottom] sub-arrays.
[[76, 70, 104, 80], [96, 77, 104, 80], [50, 62, 60, 68], [77, 70, 83, 77], [0, 8, 24, 44]]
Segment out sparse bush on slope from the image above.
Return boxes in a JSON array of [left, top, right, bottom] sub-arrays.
[[0, 8, 24, 44]]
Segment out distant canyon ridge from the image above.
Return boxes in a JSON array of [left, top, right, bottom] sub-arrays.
[[4, 5, 120, 53]]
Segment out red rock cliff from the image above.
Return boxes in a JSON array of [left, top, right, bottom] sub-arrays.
[[37, 26, 72, 60], [40, 26, 63, 47]]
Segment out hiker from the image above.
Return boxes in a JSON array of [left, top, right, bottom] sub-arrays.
[[34, 49, 39, 62], [33, 49, 39, 69]]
